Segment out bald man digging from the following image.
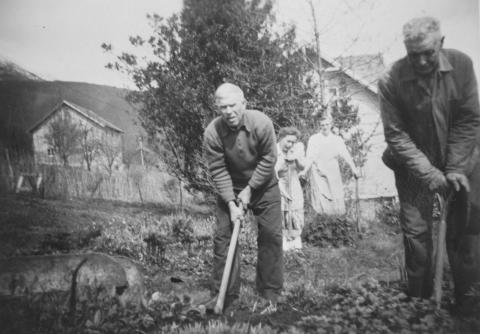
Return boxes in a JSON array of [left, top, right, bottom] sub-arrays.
[[203, 83, 283, 314]]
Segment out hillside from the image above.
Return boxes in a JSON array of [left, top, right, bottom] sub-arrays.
[[0, 55, 44, 81], [0, 80, 144, 152]]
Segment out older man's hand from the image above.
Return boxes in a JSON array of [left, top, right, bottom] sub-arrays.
[[446, 173, 470, 192], [427, 170, 448, 192], [228, 201, 245, 225], [237, 185, 252, 208]]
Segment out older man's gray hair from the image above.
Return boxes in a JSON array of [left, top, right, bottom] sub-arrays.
[[215, 83, 245, 101], [403, 16, 442, 44]]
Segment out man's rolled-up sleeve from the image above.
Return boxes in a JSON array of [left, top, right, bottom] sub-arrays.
[[379, 73, 440, 183], [445, 58, 480, 175]]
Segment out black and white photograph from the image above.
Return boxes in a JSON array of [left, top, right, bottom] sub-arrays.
[[0, 0, 479, 332]]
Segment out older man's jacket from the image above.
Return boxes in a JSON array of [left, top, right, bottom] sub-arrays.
[[379, 48, 480, 184]]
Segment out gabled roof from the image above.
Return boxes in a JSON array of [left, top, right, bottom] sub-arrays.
[[29, 100, 124, 134], [322, 54, 383, 94], [304, 48, 384, 94], [334, 54, 385, 91]]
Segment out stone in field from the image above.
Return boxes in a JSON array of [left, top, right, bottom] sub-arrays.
[[0, 252, 146, 307]]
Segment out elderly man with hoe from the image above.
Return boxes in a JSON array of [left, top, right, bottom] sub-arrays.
[[379, 16, 480, 313], [203, 83, 283, 314]]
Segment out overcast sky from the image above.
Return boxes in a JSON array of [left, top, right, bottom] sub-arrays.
[[0, 0, 478, 88]]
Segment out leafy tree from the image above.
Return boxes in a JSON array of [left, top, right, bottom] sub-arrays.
[[330, 97, 360, 135], [330, 95, 371, 171], [44, 113, 82, 166], [345, 129, 372, 169], [103, 0, 313, 194], [98, 139, 122, 176], [79, 128, 100, 171]]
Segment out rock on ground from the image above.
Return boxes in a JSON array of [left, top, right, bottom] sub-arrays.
[[0, 252, 146, 306]]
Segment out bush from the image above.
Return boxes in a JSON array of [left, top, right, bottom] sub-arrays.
[[302, 213, 356, 248], [375, 199, 401, 233], [143, 232, 172, 265], [171, 216, 196, 248]]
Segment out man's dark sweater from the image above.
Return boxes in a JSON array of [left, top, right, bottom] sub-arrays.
[[204, 109, 278, 203]]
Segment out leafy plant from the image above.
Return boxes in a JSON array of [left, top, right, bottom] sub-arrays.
[[330, 96, 360, 134], [344, 129, 371, 171], [330, 88, 372, 178], [302, 212, 357, 248], [375, 198, 401, 233], [171, 216, 196, 250], [292, 279, 456, 334], [143, 232, 172, 264]]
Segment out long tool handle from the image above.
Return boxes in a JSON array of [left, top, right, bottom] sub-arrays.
[[214, 217, 241, 314], [355, 178, 360, 234], [433, 192, 452, 309]]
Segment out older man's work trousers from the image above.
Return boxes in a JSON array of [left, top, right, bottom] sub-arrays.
[[212, 182, 283, 303], [395, 165, 480, 303]]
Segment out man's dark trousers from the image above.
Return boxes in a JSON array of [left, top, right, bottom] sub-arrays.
[[395, 165, 480, 302], [212, 182, 283, 302]]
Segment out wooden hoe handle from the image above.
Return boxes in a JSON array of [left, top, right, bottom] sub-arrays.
[[433, 192, 453, 309], [214, 217, 241, 314]]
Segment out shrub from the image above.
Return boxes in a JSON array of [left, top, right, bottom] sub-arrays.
[[171, 216, 196, 247], [143, 232, 172, 264], [375, 198, 401, 233], [302, 212, 357, 248]]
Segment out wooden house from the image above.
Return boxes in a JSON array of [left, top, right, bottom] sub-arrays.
[[29, 100, 124, 171]]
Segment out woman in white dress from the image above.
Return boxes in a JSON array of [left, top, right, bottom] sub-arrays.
[[275, 127, 307, 251], [306, 117, 359, 215]]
